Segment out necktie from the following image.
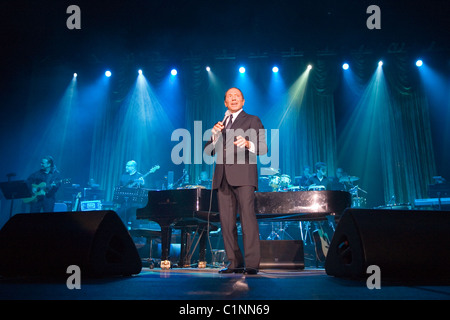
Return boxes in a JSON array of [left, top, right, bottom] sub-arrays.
[[223, 114, 233, 163], [225, 114, 233, 129]]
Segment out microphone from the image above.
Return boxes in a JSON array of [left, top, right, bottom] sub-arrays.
[[213, 110, 231, 135], [222, 110, 231, 124]]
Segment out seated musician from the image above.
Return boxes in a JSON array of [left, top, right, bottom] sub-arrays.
[[329, 167, 347, 191], [26, 156, 62, 213], [197, 170, 212, 189], [306, 161, 331, 190], [120, 160, 145, 188], [297, 165, 312, 188]]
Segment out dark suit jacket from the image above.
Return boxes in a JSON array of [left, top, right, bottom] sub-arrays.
[[205, 110, 267, 189]]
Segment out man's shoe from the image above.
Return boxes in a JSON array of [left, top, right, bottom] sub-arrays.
[[244, 268, 258, 275], [218, 267, 234, 274], [218, 267, 245, 274]]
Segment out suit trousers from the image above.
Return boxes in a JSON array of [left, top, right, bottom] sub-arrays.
[[218, 173, 260, 270]]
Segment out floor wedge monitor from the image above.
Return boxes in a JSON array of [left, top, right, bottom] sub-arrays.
[[325, 208, 450, 281], [0, 210, 142, 277], [260, 240, 305, 269]]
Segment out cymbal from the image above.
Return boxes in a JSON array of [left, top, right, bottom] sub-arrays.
[[260, 167, 280, 175], [339, 176, 359, 183]]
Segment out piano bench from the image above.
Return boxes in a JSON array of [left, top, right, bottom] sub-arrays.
[[129, 229, 161, 239], [173, 220, 219, 232], [194, 211, 220, 223], [129, 229, 162, 268]]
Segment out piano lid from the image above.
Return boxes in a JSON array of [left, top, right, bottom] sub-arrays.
[[254, 190, 351, 217], [137, 189, 351, 222], [136, 188, 218, 221]]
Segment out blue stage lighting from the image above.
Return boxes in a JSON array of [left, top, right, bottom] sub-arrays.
[[105, 70, 112, 77], [416, 60, 423, 67], [206, 66, 211, 72], [239, 66, 246, 74], [272, 66, 279, 73], [342, 63, 349, 70], [378, 61, 383, 67], [307, 65, 312, 70], [171, 69, 178, 76], [73, 73, 77, 78], [138, 69, 143, 75]]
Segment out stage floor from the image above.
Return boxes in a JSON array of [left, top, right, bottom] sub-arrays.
[[1, 266, 450, 302]]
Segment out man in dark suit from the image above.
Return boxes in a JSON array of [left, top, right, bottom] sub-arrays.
[[205, 88, 267, 274]]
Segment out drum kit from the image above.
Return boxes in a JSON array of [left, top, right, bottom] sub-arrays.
[[259, 168, 296, 192], [341, 176, 367, 208]]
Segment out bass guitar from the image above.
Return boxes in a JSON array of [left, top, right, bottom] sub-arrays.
[[126, 165, 160, 188]]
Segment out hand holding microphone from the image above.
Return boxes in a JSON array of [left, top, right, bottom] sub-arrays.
[[211, 110, 250, 149], [212, 110, 231, 135]]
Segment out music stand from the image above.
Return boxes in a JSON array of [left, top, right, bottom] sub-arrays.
[[0, 180, 32, 219]]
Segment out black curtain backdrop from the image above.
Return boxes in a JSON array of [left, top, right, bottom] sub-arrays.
[[0, 51, 444, 222], [2, 51, 438, 210]]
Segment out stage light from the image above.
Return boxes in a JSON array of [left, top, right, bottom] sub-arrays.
[[342, 63, 349, 70], [239, 66, 246, 74], [378, 61, 383, 67], [307, 65, 312, 70], [171, 69, 178, 76], [272, 66, 279, 73], [105, 70, 112, 77], [206, 66, 211, 72], [73, 73, 77, 78], [416, 60, 423, 67], [138, 69, 143, 75]]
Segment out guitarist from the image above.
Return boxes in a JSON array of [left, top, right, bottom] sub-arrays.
[[26, 156, 62, 213], [119, 160, 145, 188]]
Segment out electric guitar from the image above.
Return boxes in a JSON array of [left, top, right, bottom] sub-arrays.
[[126, 165, 160, 188], [23, 179, 70, 203]]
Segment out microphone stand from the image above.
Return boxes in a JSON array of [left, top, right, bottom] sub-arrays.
[[174, 171, 187, 188]]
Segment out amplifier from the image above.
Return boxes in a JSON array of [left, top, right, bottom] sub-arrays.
[[81, 200, 102, 211]]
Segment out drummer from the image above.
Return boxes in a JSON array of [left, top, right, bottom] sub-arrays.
[[198, 170, 212, 189], [297, 165, 312, 188], [306, 162, 331, 190], [330, 167, 347, 191]]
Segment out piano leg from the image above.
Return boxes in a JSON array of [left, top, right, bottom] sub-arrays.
[[179, 228, 190, 268], [198, 223, 218, 268], [160, 224, 172, 269], [198, 225, 207, 268]]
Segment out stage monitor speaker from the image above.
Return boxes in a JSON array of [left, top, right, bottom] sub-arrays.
[[260, 240, 304, 269], [0, 210, 142, 277], [325, 209, 450, 280]]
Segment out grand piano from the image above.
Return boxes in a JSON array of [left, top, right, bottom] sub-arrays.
[[136, 188, 351, 268]]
